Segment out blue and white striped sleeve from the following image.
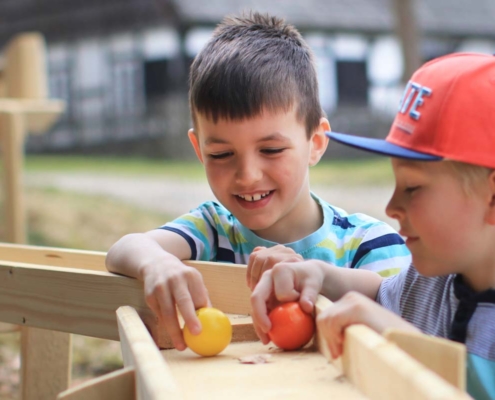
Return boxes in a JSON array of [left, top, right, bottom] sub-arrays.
[[352, 222, 411, 277]]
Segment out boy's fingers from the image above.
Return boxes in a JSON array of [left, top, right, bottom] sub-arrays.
[[156, 292, 187, 350], [317, 298, 364, 358], [252, 319, 271, 345], [173, 286, 202, 337], [187, 270, 210, 310], [250, 271, 273, 333], [298, 278, 320, 313], [247, 251, 264, 289], [248, 257, 263, 291], [272, 266, 299, 302]]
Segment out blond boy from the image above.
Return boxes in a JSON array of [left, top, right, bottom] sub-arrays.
[[251, 52, 495, 399]]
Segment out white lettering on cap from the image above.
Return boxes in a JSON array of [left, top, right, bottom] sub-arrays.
[[398, 80, 432, 120]]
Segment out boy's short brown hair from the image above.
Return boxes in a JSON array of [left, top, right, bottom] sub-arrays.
[[189, 12, 324, 138]]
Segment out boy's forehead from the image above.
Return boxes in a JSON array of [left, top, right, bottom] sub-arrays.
[[194, 107, 304, 133], [391, 158, 435, 172], [391, 158, 455, 177]]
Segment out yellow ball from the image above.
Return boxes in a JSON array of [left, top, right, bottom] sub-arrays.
[[183, 307, 232, 356]]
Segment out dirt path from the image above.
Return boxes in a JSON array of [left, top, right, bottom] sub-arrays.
[[24, 172, 398, 230]]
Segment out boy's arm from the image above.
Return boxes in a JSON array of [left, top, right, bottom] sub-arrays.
[[106, 229, 210, 350], [317, 292, 420, 359], [250, 260, 383, 344]]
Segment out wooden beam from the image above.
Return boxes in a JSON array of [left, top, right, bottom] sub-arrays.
[[0, 111, 25, 244], [0, 260, 255, 348], [0, 244, 252, 313], [188, 261, 251, 315], [57, 367, 135, 400], [117, 306, 181, 400], [0, 98, 65, 133], [343, 325, 470, 399], [384, 328, 466, 390], [314, 295, 334, 363], [314, 296, 469, 399], [0, 260, 152, 341], [21, 327, 72, 400], [0, 242, 108, 271]]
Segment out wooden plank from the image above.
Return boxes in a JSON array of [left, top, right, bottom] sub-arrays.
[[57, 367, 135, 400], [343, 325, 470, 400], [0, 111, 25, 244], [188, 261, 251, 315], [161, 341, 366, 399], [0, 260, 153, 341], [0, 260, 255, 348], [314, 296, 470, 399], [117, 306, 181, 400], [0, 244, 251, 314], [21, 326, 72, 400], [384, 328, 466, 390], [0, 242, 108, 271], [0, 98, 65, 133]]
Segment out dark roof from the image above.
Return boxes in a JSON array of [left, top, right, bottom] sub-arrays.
[[0, 0, 494, 48], [0, 0, 177, 45], [172, 0, 495, 37]]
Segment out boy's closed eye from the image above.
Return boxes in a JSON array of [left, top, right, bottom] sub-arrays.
[[209, 152, 233, 160], [404, 186, 421, 194], [260, 148, 286, 155]]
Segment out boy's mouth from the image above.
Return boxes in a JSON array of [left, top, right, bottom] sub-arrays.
[[236, 191, 272, 202]]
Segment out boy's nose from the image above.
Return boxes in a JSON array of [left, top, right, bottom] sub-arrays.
[[385, 189, 404, 221], [235, 158, 262, 186]]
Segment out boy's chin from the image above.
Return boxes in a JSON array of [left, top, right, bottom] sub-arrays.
[[412, 258, 445, 277]]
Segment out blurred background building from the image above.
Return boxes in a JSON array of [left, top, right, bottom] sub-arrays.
[[1, 0, 494, 159]]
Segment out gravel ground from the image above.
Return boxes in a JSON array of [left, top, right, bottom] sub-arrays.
[[24, 172, 398, 231]]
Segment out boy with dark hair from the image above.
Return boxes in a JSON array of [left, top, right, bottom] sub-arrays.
[[251, 53, 495, 399], [106, 12, 410, 351]]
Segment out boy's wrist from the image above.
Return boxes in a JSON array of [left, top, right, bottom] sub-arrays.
[[137, 252, 184, 281], [318, 261, 339, 299]]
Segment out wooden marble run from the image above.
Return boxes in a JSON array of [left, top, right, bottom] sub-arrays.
[[0, 243, 472, 399]]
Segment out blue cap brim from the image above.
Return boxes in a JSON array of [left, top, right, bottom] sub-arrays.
[[326, 132, 442, 161]]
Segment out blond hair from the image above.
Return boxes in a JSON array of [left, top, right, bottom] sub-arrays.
[[445, 160, 493, 194]]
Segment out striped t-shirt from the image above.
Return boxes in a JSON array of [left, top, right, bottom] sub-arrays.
[[161, 193, 411, 276], [377, 266, 495, 400]]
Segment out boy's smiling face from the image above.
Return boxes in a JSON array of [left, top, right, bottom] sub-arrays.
[[386, 159, 495, 290], [188, 108, 328, 243]]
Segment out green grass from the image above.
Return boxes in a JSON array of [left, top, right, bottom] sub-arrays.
[[25, 155, 206, 180], [311, 157, 394, 186], [25, 155, 393, 186]]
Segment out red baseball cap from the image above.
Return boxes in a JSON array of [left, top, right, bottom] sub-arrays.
[[327, 53, 495, 169]]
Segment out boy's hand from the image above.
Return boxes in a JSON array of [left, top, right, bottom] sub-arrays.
[[250, 260, 326, 344], [316, 291, 420, 359], [247, 245, 303, 290], [141, 260, 210, 351]]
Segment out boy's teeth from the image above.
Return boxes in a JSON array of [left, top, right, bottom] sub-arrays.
[[239, 192, 270, 202]]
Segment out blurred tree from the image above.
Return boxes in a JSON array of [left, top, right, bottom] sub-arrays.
[[392, 0, 422, 83]]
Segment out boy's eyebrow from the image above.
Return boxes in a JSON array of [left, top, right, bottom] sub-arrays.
[[257, 133, 290, 143], [204, 137, 229, 145], [204, 132, 290, 145]]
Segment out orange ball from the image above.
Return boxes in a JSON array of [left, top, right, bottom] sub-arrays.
[[268, 301, 315, 350]]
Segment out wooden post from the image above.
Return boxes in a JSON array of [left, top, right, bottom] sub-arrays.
[[0, 108, 72, 399], [0, 32, 70, 400], [0, 110, 25, 244]]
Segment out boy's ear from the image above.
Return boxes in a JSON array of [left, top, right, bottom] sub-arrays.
[[486, 170, 495, 225], [188, 129, 204, 163], [308, 118, 330, 167]]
